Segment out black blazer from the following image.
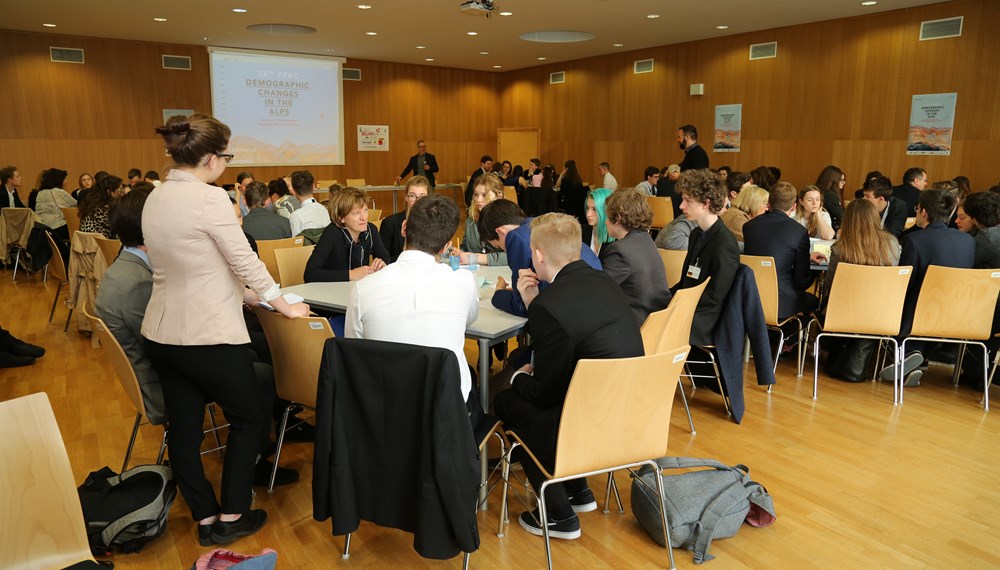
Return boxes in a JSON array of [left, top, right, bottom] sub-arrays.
[[898, 221, 975, 336], [599, 229, 672, 326], [675, 218, 740, 346], [0, 187, 25, 209], [742, 210, 813, 319], [399, 153, 439, 187], [679, 144, 709, 171], [304, 222, 391, 282], [313, 338, 480, 560], [379, 210, 406, 262], [883, 197, 908, 238], [823, 190, 844, 231], [893, 183, 921, 218]]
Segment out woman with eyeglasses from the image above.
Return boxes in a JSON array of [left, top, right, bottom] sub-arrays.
[[141, 113, 310, 548], [79, 174, 126, 238]]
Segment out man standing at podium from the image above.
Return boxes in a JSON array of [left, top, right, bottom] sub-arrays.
[[395, 140, 439, 188]]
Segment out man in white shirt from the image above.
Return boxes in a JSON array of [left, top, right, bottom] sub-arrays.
[[288, 170, 331, 237], [597, 162, 618, 191], [345, 194, 479, 403]]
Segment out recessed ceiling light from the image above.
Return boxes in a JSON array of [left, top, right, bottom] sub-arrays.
[[232, 8, 247, 13], [499, 11, 512, 16], [43, 23, 56, 27], [537, 57, 546, 61], [467, 31, 478, 36], [493, 65, 502, 69], [425, 58, 434, 62], [357, 4, 372, 8], [716, 25, 729, 30], [647, 14, 660, 19], [366, 31, 377, 36], [612, 43, 624, 47], [480, 51, 489, 55], [154, 17, 167, 22], [861, 1, 877, 5], [416, 45, 426, 49]]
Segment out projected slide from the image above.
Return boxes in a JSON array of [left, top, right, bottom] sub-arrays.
[[209, 47, 345, 166]]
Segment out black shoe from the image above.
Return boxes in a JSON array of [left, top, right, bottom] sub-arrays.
[[198, 523, 215, 547], [0, 349, 35, 368], [567, 488, 597, 513], [493, 343, 508, 362], [518, 508, 581, 540], [279, 418, 315, 443], [3, 338, 45, 359], [253, 459, 299, 487], [210, 509, 268, 545]]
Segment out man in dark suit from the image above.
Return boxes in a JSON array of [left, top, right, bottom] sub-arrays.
[[395, 139, 439, 188], [743, 181, 818, 319], [241, 180, 292, 241], [379, 176, 430, 262], [465, 154, 493, 206], [880, 188, 975, 387], [0, 165, 26, 209], [677, 124, 709, 171], [494, 212, 643, 541], [863, 176, 908, 238], [893, 167, 927, 217]]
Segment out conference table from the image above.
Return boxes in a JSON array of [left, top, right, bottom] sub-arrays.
[[281, 265, 527, 508], [356, 183, 464, 214]]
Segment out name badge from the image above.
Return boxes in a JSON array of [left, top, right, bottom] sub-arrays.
[[686, 265, 702, 280]]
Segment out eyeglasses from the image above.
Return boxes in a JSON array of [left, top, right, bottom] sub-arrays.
[[215, 153, 235, 163], [406, 193, 426, 201]]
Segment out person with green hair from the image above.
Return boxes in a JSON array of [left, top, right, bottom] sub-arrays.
[[582, 187, 615, 256]]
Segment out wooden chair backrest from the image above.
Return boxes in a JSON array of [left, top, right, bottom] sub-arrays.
[[553, 348, 687, 478], [0, 393, 98, 569], [503, 186, 517, 203], [368, 208, 383, 222], [346, 178, 367, 187], [253, 307, 334, 407], [257, 236, 304, 282], [95, 236, 122, 267], [274, 245, 315, 288], [658, 248, 687, 289], [371, 218, 383, 231], [313, 190, 330, 204], [640, 305, 677, 355], [647, 196, 674, 229], [45, 231, 68, 283], [661, 277, 709, 351], [910, 266, 1000, 340], [740, 255, 780, 326], [82, 301, 149, 423], [61, 207, 80, 237], [824, 263, 912, 336], [904, 217, 916, 229], [316, 179, 338, 189]]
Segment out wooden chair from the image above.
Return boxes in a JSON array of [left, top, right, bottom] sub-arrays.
[[316, 179, 338, 189], [274, 245, 315, 288], [61, 207, 80, 238], [500, 348, 688, 570], [647, 196, 674, 230], [901, 266, 1000, 411], [0, 393, 99, 569], [313, 190, 330, 204], [252, 307, 334, 491], [95, 236, 122, 267], [503, 185, 517, 203], [808, 263, 912, 403], [346, 178, 366, 187], [658, 248, 687, 289], [256, 236, 304, 282], [740, 255, 808, 380], [368, 208, 383, 222], [45, 231, 73, 333], [904, 217, 916, 229]]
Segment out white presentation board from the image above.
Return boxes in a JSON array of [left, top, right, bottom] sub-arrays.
[[208, 47, 345, 166]]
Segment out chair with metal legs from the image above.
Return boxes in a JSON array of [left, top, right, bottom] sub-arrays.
[[499, 348, 689, 570], [740, 255, 809, 384], [44, 230, 74, 333]]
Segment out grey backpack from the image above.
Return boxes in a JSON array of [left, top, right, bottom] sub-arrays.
[[631, 457, 775, 564], [78, 464, 177, 555]]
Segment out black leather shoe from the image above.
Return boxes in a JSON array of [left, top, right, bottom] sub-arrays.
[[0, 349, 35, 368], [210, 509, 268, 545], [198, 523, 215, 547], [4, 338, 45, 359]]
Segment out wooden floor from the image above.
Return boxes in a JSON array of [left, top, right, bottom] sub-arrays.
[[3, 265, 1000, 569]]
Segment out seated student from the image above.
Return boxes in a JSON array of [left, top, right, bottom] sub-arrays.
[[862, 176, 908, 238], [791, 185, 836, 239], [821, 198, 901, 293], [478, 199, 600, 318], [600, 188, 672, 326], [581, 187, 614, 256], [458, 174, 507, 266], [79, 174, 126, 238], [346, 194, 479, 405], [269, 178, 300, 219], [144, 170, 161, 187], [380, 176, 430, 262], [304, 187, 389, 283], [654, 215, 698, 251], [721, 184, 768, 246], [241, 180, 292, 241], [288, 171, 330, 237], [673, 169, 740, 347], [964, 190, 1000, 268], [743, 181, 819, 319], [880, 188, 975, 387], [33, 168, 77, 242], [634, 166, 660, 196], [494, 212, 643, 541], [655, 164, 683, 220]]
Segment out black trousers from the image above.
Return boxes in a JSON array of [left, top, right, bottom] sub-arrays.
[[145, 340, 274, 520], [494, 388, 587, 520]]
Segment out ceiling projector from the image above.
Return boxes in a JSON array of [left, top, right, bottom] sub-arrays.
[[460, 1, 495, 15]]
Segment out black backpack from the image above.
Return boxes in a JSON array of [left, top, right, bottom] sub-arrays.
[[77, 465, 177, 555]]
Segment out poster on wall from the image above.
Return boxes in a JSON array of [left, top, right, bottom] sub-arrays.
[[907, 93, 957, 155], [713, 104, 742, 152], [357, 125, 389, 151]]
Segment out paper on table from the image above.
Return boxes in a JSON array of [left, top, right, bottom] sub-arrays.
[[257, 292, 305, 311]]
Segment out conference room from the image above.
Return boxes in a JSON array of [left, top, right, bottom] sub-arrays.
[[2, 0, 999, 567]]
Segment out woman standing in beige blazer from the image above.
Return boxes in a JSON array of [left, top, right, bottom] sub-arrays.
[[141, 113, 309, 547]]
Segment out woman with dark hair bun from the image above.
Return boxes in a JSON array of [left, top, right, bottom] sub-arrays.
[[815, 165, 846, 231], [79, 174, 124, 238], [33, 168, 77, 241], [141, 113, 309, 547]]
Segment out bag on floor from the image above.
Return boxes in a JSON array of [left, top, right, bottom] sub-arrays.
[[824, 338, 877, 382], [192, 548, 278, 570], [631, 457, 775, 564], [78, 464, 177, 555]]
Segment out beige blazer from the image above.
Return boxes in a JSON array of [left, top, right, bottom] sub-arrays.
[[141, 169, 279, 346]]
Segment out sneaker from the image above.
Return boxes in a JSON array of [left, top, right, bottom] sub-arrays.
[[567, 488, 597, 513], [518, 508, 581, 540], [210, 509, 268, 545], [880, 352, 923, 381], [253, 459, 299, 487], [903, 369, 923, 387], [0, 349, 35, 368], [3, 338, 45, 359]]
